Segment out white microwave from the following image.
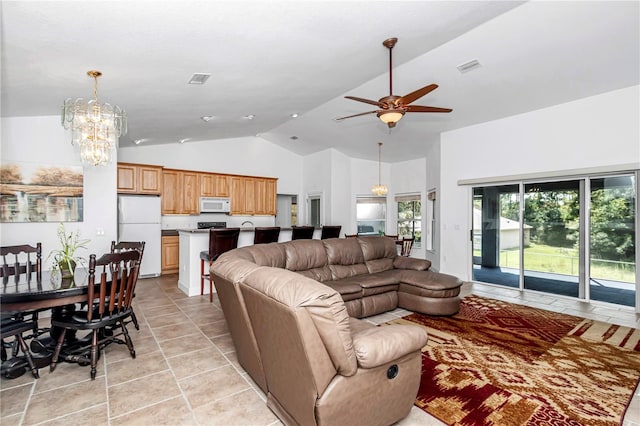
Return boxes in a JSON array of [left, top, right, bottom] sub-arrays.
[[199, 197, 231, 213]]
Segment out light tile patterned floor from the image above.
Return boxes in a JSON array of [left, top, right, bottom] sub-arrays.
[[1, 275, 638, 425]]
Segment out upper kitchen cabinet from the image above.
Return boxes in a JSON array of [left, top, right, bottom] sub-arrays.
[[200, 173, 230, 198], [230, 175, 277, 215], [162, 169, 199, 215], [117, 163, 163, 195]]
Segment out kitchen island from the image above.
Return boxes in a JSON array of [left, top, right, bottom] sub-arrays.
[[177, 227, 321, 297]]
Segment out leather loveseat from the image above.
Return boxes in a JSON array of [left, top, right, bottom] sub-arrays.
[[211, 236, 462, 425]]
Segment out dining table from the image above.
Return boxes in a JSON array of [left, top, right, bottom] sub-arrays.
[[1, 268, 101, 378]]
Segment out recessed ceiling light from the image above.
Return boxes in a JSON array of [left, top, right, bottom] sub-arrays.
[[290, 136, 299, 140], [456, 59, 481, 74], [243, 114, 255, 120], [291, 113, 299, 118], [200, 115, 214, 122], [188, 73, 211, 84]]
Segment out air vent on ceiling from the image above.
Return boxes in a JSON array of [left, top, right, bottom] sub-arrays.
[[456, 59, 481, 74], [188, 73, 211, 84]]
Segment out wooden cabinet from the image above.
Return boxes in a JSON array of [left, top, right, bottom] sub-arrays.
[[161, 235, 179, 274], [162, 169, 199, 214], [117, 163, 162, 195], [230, 176, 277, 215], [200, 173, 229, 198], [230, 176, 246, 215]]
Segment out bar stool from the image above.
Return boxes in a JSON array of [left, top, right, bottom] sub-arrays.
[[291, 226, 315, 240], [200, 228, 240, 302], [253, 227, 280, 244], [320, 225, 341, 239]]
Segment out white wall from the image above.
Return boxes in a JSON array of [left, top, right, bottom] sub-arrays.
[[425, 137, 441, 268], [329, 149, 351, 232], [440, 85, 640, 280], [1, 116, 117, 270], [302, 149, 332, 226]]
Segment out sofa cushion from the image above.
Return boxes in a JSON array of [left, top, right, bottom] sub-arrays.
[[323, 281, 362, 302], [393, 256, 431, 271], [335, 270, 400, 297], [399, 270, 462, 291], [358, 237, 397, 273], [283, 240, 328, 271], [242, 243, 287, 268]]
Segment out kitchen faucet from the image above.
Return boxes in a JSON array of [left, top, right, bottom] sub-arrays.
[[241, 220, 254, 227]]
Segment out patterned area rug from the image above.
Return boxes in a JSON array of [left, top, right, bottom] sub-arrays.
[[389, 295, 640, 426]]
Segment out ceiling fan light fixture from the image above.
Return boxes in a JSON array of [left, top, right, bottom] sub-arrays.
[[377, 110, 404, 128]]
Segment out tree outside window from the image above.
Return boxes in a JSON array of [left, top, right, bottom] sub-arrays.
[[398, 200, 421, 247]]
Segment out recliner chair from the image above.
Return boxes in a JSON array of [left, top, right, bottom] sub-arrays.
[[238, 267, 427, 426]]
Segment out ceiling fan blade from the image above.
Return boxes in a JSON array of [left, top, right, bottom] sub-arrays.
[[397, 84, 439, 106], [345, 96, 385, 108], [335, 110, 379, 121], [405, 105, 452, 113]]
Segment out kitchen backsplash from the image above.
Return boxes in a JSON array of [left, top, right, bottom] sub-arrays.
[[161, 213, 276, 230]]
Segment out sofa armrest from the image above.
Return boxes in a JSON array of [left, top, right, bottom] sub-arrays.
[[352, 325, 427, 368], [393, 256, 431, 271]]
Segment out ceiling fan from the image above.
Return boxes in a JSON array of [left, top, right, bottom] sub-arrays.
[[336, 37, 452, 128]]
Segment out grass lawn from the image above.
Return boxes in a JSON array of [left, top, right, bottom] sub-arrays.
[[475, 243, 635, 283]]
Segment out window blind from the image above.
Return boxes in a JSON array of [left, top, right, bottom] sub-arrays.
[[394, 193, 420, 202]]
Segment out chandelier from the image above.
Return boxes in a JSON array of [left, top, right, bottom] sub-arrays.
[[371, 142, 388, 196], [61, 70, 127, 166]]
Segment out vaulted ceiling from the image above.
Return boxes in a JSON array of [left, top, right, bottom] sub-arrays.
[[2, 1, 638, 162]]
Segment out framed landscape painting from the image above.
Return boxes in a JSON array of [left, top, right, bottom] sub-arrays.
[[0, 162, 84, 223]]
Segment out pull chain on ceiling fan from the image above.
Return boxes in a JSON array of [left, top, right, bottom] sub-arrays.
[[336, 37, 452, 128]]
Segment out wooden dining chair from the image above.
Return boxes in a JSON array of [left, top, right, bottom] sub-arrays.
[[291, 226, 315, 240], [200, 228, 240, 302], [253, 227, 280, 244], [50, 250, 141, 380], [111, 241, 145, 330], [383, 234, 398, 240], [400, 237, 414, 257], [320, 225, 342, 240], [1, 317, 40, 378], [1, 243, 44, 372]]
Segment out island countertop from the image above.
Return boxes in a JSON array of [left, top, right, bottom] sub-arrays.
[[176, 227, 321, 297]]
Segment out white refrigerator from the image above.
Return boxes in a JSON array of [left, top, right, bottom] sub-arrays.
[[117, 195, 162, 278]]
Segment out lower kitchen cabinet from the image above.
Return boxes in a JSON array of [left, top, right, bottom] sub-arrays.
[[161, 235, 179, 274]]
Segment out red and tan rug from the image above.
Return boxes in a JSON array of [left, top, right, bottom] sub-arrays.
[[389, 295, 640, 426]]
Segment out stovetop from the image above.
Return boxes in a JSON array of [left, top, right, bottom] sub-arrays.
[[197, 221, 227, 229]]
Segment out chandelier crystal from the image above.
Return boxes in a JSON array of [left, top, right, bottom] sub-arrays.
[[372, 142, 388, 196], [61, 70, 127, 166]]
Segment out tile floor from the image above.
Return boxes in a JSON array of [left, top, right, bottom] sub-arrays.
[[1, 275, 639, 425]]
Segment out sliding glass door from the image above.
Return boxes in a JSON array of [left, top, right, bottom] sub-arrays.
[[471, 173, 637, 308], [472, 184, 521, 287], [523, 180, 581, 298], [589, 175, 636, 304]]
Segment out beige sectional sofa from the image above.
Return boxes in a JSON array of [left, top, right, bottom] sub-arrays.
[[211, 236, 463, 425]]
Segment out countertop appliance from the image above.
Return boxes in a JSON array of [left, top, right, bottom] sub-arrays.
[[199, 197, 231, 213], [118, 195, 162, 278], [197, 221, 227, 229]]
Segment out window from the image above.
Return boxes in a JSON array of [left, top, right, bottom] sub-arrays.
[[396, 194, 421, 247], [356, 197, 386, 235]]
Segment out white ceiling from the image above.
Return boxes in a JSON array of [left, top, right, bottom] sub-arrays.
[[2, 1, 638, 162]]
